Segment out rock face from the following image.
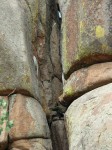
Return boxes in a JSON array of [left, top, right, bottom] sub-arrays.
[[50, 22, 62, 80], [59, 2, 112, 149], [60, 62, 112, 106], [9, 139, 52, 150], [0, 0, 65, 149], [52, 77, 62, 105], [65, 83, 112, 150], [60, 0, 112, 79], [9, 94, 50, 141], [36, 0, 53, 113], [0, 0, 112, 149], [26, 0, 38, 41], [51, 120, 69, 150], [37, 1, 64, 118], [0, 0, 39, 99]]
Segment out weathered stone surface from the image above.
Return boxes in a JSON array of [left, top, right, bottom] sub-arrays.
[[0, 0, 39, 99], [52, 77, 62, 105], [36, 0, 54, 110], [38, 82, 51, 119], [65, 83, 112, 150], [9, 139, 52, 150], [9, 94, 50, 141], [50, 22, 62, 80], [38, 0, 46, 27], [42, 81, 53, 107], [59, 62, 112, 106], [26, 0, 38, 41], [60, 0, 112, 79], [51, 120, 69, 150], [0, 96, 8, 150]]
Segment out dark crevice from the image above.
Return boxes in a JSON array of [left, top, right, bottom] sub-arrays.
[[8, 136, 50, 144], [60, 79, 112, 107], [52, 75, 62, 82], [65, 55, 112, 80], [35, 0, 68, 149]]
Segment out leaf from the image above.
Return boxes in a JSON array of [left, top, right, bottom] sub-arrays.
[[6, 126, 10, 132], [2, 100, 7, 109], [0, 120, 4, 125], [8, 120, 14, 128], [0, 127, 3, 135], [2, 111, 9, 118], [0, 113, 8, 121], [0, 99, 3, 107]]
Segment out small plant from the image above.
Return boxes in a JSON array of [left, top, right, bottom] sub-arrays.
[[0, 98, 13, 135]]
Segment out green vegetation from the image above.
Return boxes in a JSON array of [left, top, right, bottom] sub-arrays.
[[0, 98, 13, 135]]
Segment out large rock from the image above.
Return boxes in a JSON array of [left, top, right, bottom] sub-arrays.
[[59, 62, 112, 106], [9, 139, 52, 150], [65, 83, 112, 150], [51, 120, 69, 150], [9, 94, 50, 141], [0, 96, 8, 150], [60, 0, 112, 79], [0, 0, 39, 99]]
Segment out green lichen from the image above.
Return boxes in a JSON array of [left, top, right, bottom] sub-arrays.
[[80, 21, 85, 33], [95, 25, 105, 38], [75, 24, 110, 61], [64, 86, 74, 97], [76, 45, 91, 61]]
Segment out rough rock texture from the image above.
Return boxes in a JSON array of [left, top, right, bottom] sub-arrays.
[[0, 0, 39, 99], [60, 0, 112, 79], [60, 62, 112, 106], [50, 22, 62, 80], [9, 139, 52, 150], [51, 120, 69, 150], [9, 94, 50, 141], [52, 77, 62, 105], [36, 0, 53, 113], [0, 96, 8, 150], [0, 0, 66, 149], [65, 83, 112, 150], [26, 0, 38, 41], [37, 1, 64, 115]]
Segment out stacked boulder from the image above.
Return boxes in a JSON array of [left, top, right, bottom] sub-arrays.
[[0, 0, 52, 149], [0, 0, 112, 149], [59, 0, 112, 149]]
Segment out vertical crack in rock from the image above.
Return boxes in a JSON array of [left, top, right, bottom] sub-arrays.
[[24, 0, 33, 21], [32, 0, 69, 149]]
